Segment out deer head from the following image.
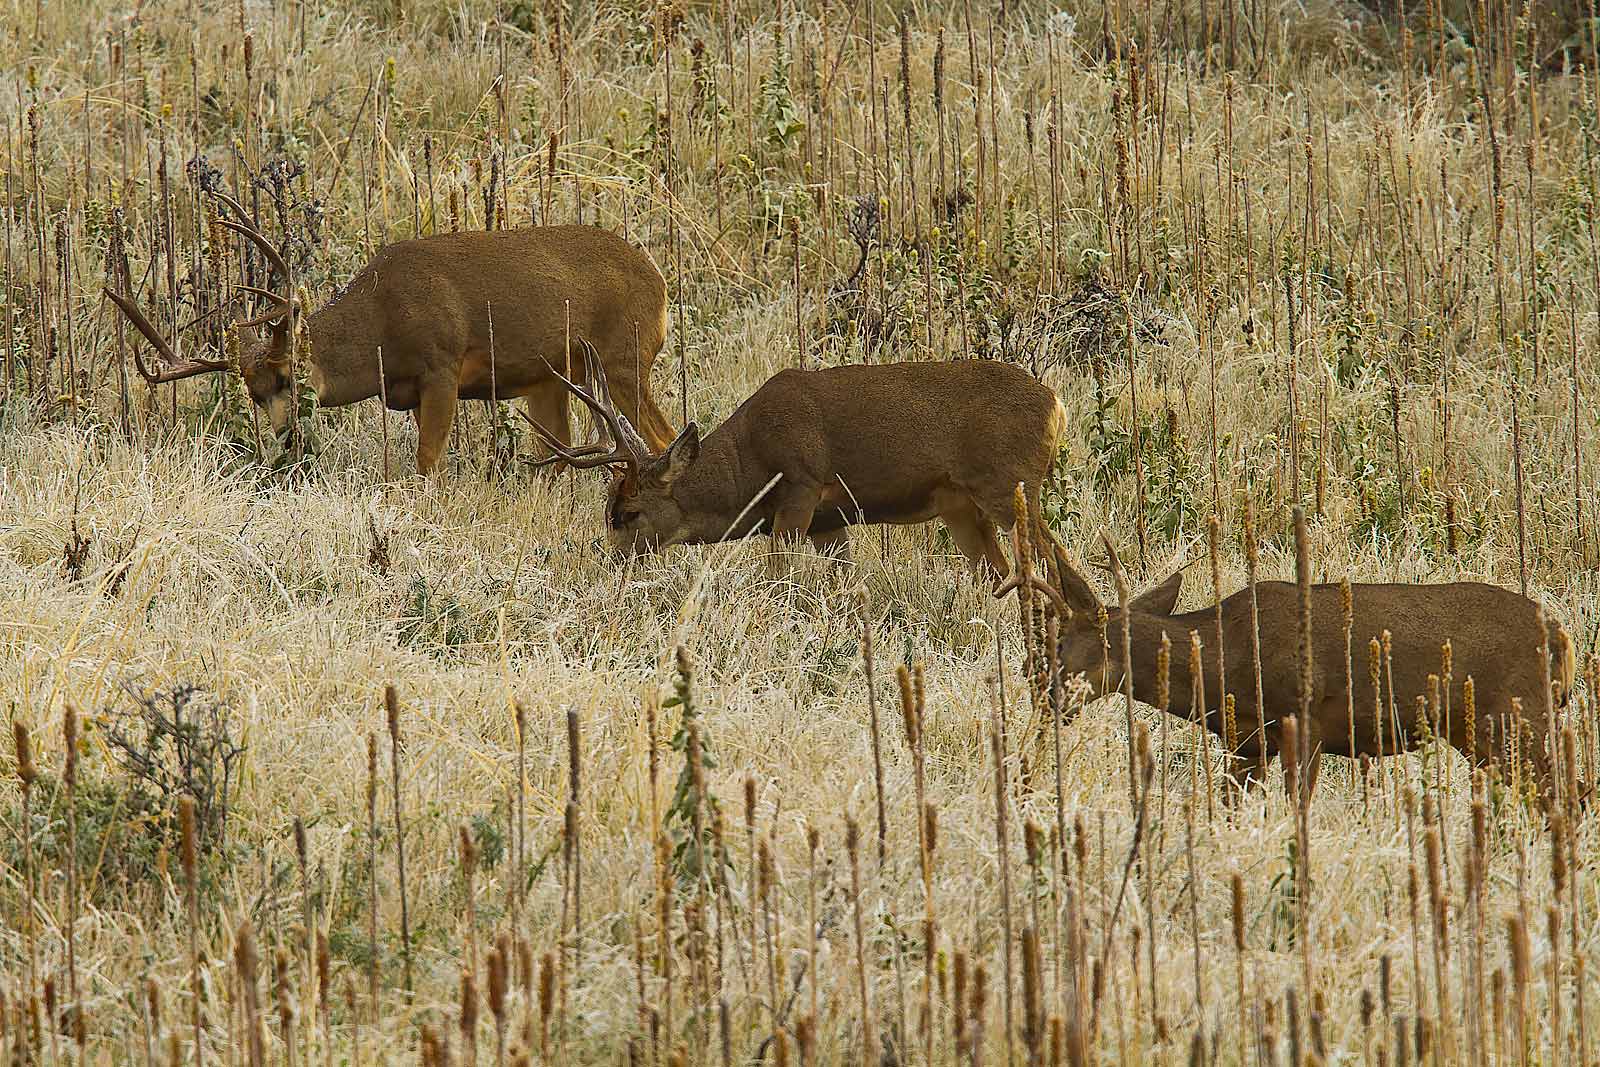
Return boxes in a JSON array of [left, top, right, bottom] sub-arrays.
[[523, 339, 700, 554], [105, 187, 303, 436], [1003, 523, 1186, 700]]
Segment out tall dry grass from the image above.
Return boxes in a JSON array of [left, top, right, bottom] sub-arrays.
[[3, 0, 1600, 1062]]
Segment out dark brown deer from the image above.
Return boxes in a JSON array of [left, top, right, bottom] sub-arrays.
[[1008, 521, 1578, 803], [531, 343, 1066, 579], [105, 188, 676, 475]]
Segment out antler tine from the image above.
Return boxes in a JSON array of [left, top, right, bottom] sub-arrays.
[[994, 571, 1071, 613], [1100, 530, 1128, 580], [103, 287, 231, 383], [578, 339, 652, 464], [522, 339, 646, 472], [210, 187, 294, 288], [215, 218, 294, 290], [518, 412, 638, 470], [234, 283, 296, 329]]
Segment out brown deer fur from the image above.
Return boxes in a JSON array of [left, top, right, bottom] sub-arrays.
[[108, 209, 675, 475], [537, 355, 1067, 577], [1026, 542, 1576, 800]]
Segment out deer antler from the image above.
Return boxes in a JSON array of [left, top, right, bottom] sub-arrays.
[[521, 340, 653, 471], [104, 287, 232, 383], [209, 188, 294, 288], [994, 570, 1071, 613], [234, 284, 298, 328]]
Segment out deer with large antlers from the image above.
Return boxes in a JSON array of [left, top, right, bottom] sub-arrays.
[[1009, 520, 1579, 803], [531, 343, 1066, 578], [105, 188, 677, 475]]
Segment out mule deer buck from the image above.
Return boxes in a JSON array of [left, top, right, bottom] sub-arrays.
[[104, 188, 676, 475], [1008, 521, 1578, 803], [531, 344, 1066, 578]]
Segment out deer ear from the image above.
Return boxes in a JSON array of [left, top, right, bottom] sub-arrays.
[[654, 423, 699, 485], [1130, 571, 1183, 616]]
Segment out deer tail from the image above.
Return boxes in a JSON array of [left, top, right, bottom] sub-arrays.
[[1549, 619, 1577, 707], [1046, 394, 1069, 453]]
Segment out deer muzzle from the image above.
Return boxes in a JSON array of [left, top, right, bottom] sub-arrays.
[[263, 390, 297, 440]]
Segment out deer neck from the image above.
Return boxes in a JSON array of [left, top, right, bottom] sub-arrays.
[[1108, 609, 1222, 722], [672, 427, 760, 544], [300, 305, 380, 407]]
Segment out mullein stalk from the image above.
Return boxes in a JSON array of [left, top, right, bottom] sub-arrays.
[[63, 704, 82, 1050], [385, 685, 413, 993], [181, 795, 203, 1066], [863, 623, 889, 868], [846, 817, 874, 1067]]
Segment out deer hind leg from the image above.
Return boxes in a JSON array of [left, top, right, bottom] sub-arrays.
[[523, 384, 572, 465], [414, 376, 460, 477], [940, 495, 1011, 585], [605, 306, 678, 452], [617, 372, 677, 453]]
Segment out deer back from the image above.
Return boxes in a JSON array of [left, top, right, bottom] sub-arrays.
[[1195, 580, 1570, 759], [308, 226, 668, 404], [701, 360, 1066, 523]]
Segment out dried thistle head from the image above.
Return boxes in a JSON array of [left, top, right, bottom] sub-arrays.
[[179, 795, 198, 883], [459, 967, 478, 1036], [796, 1015, 816, 1064], [458, 823, 478, 877], [1156, 633, 1171, 711], [1230, 873, 1245, 951], [487, 940, 508, 1024], [316, 929, 331, 1010], [897, 664, 920, 750], [515, 936, 533, 993], [62, 704, 77, 786], [13, 720, 36, 788], [757, 837, 775, 901], [537, 953, 555, 1020], [1507, 914, 1530, 989], [234, 920, 259, 984], [385, 685, 400, 741]]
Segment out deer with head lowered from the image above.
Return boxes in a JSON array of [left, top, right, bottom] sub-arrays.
[[1010, 521, 1580, 806], [531, 344, 1067, 580], [104, 187, 677, 475]]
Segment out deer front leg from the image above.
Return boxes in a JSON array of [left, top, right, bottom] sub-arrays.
[[769, 486, 822, 578], [414, 376, 460, 476], [809, 527, 853, 563]]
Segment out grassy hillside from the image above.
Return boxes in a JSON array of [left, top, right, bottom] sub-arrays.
[[2, 0, 1598, 1062]]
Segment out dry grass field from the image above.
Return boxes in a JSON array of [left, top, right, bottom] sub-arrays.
[[3, 0, 1600, 1063]]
